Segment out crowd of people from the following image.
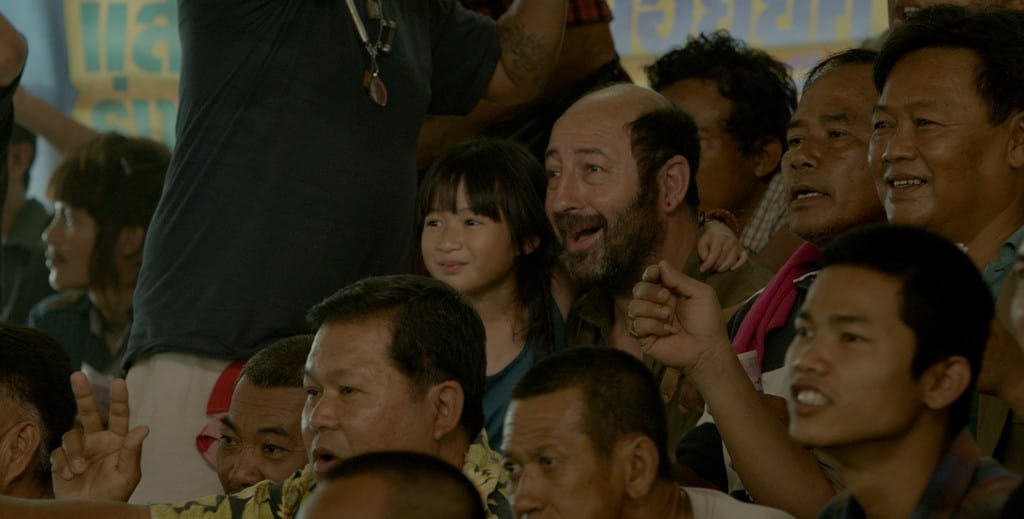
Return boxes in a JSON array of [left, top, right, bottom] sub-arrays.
[[0, 0, 1024, 517]]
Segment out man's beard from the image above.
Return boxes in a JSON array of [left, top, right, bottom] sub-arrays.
[[555, 193, 665, 292]]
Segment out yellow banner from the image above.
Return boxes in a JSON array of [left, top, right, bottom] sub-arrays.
[[610, 0, 889, 56], [64, 0, 179, 146]]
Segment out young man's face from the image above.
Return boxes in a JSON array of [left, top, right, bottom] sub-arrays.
[[545, 97, 664, 289], [870, 48, 1020, 246], [786, 266, 925, 450], [216, 377, 308, 493], [503, 388, 626, 519], [782, 64, 884, 246], [301, 319, 440, 479]]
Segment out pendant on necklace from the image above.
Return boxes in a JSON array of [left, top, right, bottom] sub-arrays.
[[362, 69, 388, 107]]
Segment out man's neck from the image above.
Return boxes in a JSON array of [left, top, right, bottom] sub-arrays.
[[828, 417, 949, 519], [732, 182, 770, 235], [441, 432, 474, 471], [622, 479, 692, 519], [6, 475, 54, 500], [2, 191, 26, 239]]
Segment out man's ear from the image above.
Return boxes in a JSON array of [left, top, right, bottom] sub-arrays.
[[616, 433, 660, 500], [1007, 111, 1024, 169], [117, 225, 146, 258], [0, 420, 43, 490], [429, 381, 465, 441], [657, 155, 691, 213], [752, 137, 783, 179], [920, 356, 972, 412]]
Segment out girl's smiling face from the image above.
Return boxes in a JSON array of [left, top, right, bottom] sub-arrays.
[[421, 182, 523, 301]]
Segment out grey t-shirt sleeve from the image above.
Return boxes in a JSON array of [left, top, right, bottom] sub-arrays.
[[426, 0, 500, 116]]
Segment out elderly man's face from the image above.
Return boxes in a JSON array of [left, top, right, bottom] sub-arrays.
[[545, 98, 664, 289], [216, 377, 307, 493], [870, 48, 1019, 245], [782, 63, 884, 246], [503, 388, 626, 519], [301, 319, 438, 479]]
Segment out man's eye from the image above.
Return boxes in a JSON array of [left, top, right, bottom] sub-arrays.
[[840, 332, 864, 343], [263, 444, 284, 456]]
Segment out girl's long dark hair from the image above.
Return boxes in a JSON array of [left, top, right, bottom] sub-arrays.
[[414, 138, 558, 354]]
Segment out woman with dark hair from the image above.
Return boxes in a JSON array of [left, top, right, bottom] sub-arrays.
[[28, 132, 169, 375]]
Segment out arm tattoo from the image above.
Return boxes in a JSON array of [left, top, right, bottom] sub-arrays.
[[498, 19, 547, 79]]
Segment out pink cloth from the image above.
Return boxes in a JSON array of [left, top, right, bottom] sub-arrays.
[[732, 242, 821, 366]]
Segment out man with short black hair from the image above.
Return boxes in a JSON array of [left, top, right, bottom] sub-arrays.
[[792, 225, 1019, 517], [215, 335, 313, 493], [504, 347, 793, 518], [871, 3, 1024, 471], [646, 31, 799, 269], [630, 49, 888, 518], [0, 324, 75, 499], [299, 451, 486, 519]]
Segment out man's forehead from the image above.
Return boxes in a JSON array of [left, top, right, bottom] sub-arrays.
[[507, 389, 587, 442], [306, 320, 395, 374]]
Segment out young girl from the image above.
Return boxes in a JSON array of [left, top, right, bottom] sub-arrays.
[[415, 138, 565, 448], [29, 132, 169, 376]]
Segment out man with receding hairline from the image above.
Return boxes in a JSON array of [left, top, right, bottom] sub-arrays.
[[214, 335, 313, 493], [547, 83, 772, 447]]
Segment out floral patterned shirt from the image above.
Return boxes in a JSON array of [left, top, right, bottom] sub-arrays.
[[150, 432, 512, 519]]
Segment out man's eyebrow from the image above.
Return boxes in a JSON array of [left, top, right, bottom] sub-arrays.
[[220, 416, 237, 431], [787, 118, 807, 130], [573, 148, 607, 158], [822, 113, 852, 124], [256, 426, 292, 437], [829, 314, 871, 325]]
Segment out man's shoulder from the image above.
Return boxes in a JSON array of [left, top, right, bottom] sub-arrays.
[[150, 465, 314, 519], [958, 457, 1022, 514], [684, 486, 797, 518]]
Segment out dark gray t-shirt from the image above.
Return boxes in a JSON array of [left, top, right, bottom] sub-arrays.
[[127, 0, 500, 366]]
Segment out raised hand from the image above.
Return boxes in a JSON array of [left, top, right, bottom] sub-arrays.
[[50, 372, 149, 502], [627, 261, 734, 373]]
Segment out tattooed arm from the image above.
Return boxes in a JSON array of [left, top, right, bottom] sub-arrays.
[[484, 0, 567, 105]]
